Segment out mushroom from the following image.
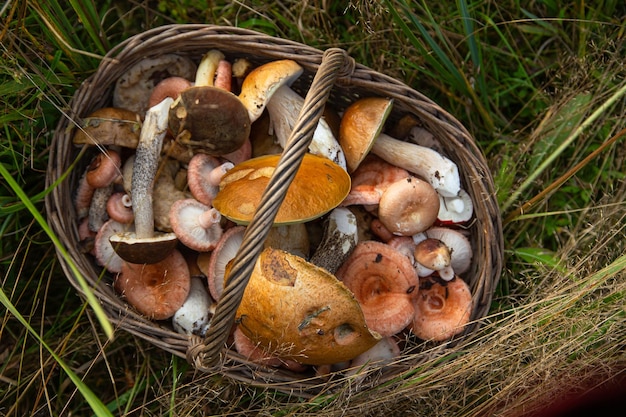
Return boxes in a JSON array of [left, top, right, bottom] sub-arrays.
[[74, 150, 122, 219], [72, 107, 142, 148], [113, 53, 197, 115], [88, 184, 113, 232], [437, 189, 474, 225], [340, 155, 410, 207], [424, 227, 473, 277], [347, 336, 401, 375], [234, 247, 381, 365], [172, 276, 213, 336], [148, 76, 193, 109], [115, 249, 191, 320], [186, 153, 234, 207], [339, 97, 460, 197], [152, 159, 190, 232], [265, 84, 347, 169], [168, 199, 223, 252], [168, 50, 250, 156], [309, 207, 358, 274], [109, 97, 179, 265], [377, 176, 440, 236], [413, 238, 454, 281], [263, 223, 310, 259], [106, 192, 134, 224], [336, 241, 419, 337], [212, 153, 351, 225], [94, 219, 134, 273], [410, 276, 472, 341], [201, 225, 245, 301], [233, 326, 282, 367]]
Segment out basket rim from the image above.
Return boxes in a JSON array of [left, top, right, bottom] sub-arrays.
[[45, 23, 503, 397]]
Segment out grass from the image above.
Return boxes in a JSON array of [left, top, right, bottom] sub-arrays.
[[1, 0, 625, 415]]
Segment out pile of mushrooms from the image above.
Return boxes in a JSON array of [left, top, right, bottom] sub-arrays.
[[73, 50, 476, 376]]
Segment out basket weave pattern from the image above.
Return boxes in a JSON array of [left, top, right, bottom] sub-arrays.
[[45, 24, 503, 396]]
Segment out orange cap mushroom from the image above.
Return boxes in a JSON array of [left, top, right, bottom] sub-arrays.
[[410, 276, 472, 341], [212, 153, 351, 225], [336, 241, 419, 337]]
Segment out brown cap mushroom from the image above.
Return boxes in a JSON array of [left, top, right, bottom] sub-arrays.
[[425, 227, 473, 277], [378, 176, 440, 236], [72, 108, 142, 148], [202, 225, 245, 301], [336, 241, 419, 337], [410, 276, 472, 341], [115, 249, 191, 320], [234, 247, 381, 365], [212, 153, 351, 225], [413, 238, 454, 281]]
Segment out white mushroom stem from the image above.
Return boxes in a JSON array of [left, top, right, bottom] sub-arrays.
[[172, 276, 213, 337], [371, 133, 460, 197], [131, 97, 174, 239], [265, 85, 347, 169], [195, 50, 225, 87], [309, 207, 358, 274]]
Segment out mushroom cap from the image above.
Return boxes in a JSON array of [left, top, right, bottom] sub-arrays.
[[109, 231, 178, 264], [414, 238, 451, 271], [168, 86, 251, 156], [378, 176, 440, 236], [85, 150, 122, 188], [341, 155, 409, 207], [212, 153, 351, 225], [113, 53, 197, 115], [410, 276, 473, 341], [336, 240, 419, 337], [168, 199, 223, 252], [238, 59, 303, 123], [339, 97, 393, 173], [115, 249, 191, 320], [234, 247, 381, 365], [72, 107, 142, 148], [203, 225, 245, 300], [94, 219, 134, 273], [437, 189, 474, 225], [425, 227, 473, 275], [186, 153, 231, 206]]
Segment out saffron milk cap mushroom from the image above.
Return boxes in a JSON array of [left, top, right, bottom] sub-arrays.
[[234, 247, 381, 365], [212, 153, 351, 225], [336, 241, 419, 337], [410, 275, 472, 341], [115, 249, 191, 320]]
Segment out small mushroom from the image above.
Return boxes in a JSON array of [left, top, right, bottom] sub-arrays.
[[414, 238, 454, 281], [148, 76, 193, 109], [336, 241, 419, 337], [410, 276, 472, 341], [109, 98, 178, 264], [234, 247, 381, 365], [202, 225, 245, 301], [378, 177, 440, 236], [94, 219, 134, 273], [106, 192, 134, 224], [309, 207, 358, 274], [115, 249, 191, 320], [340, 97, 460, 197], [424, 227, 473, 276], [340, 155, 409, 207], [168, 199, 223, 252], [113, 54, 197, 115], [212, 153, 351, 225], [186, 153, 234, 206], [74, 150, 123, 219], [172, 276, 213, 336], [72, 108, 142, 148]]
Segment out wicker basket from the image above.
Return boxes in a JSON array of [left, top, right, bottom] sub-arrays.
[[45, 24, 503, 397]]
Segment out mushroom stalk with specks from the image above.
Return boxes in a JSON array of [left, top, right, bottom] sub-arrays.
[[132, 97, 174, 239], [309, 207, 358, 274], [371, 134, 460, 197]]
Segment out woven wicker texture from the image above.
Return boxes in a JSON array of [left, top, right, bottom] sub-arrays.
[[45, 24, 503, 397]]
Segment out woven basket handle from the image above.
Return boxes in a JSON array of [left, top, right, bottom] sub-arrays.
[[188, 47, 355, 370]]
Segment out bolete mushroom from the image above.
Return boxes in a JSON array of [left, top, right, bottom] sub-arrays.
[[212, 153, 351, 225], [234, 247, 381, 365], [172, 276, 213, 336], [340, 97, 460, 197], [410, 275, 472, 341], [109, 98, 179, 264], [72, 108, 142, 148], [336, 241, 419, 337], [309, 207, 358, 274]]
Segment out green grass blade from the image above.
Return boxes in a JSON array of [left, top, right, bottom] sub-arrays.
[[0, 162, 114, 339], [67, 0, 110, 53], [0, 288, 113, 417]]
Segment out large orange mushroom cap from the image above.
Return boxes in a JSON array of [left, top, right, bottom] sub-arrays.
[[233, 247, 381, 365], [410, 275, 473, 341], [212, 153, 351, 225]]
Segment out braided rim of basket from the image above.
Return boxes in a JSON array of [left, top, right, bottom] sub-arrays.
[[44, 24, 503, 397]]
